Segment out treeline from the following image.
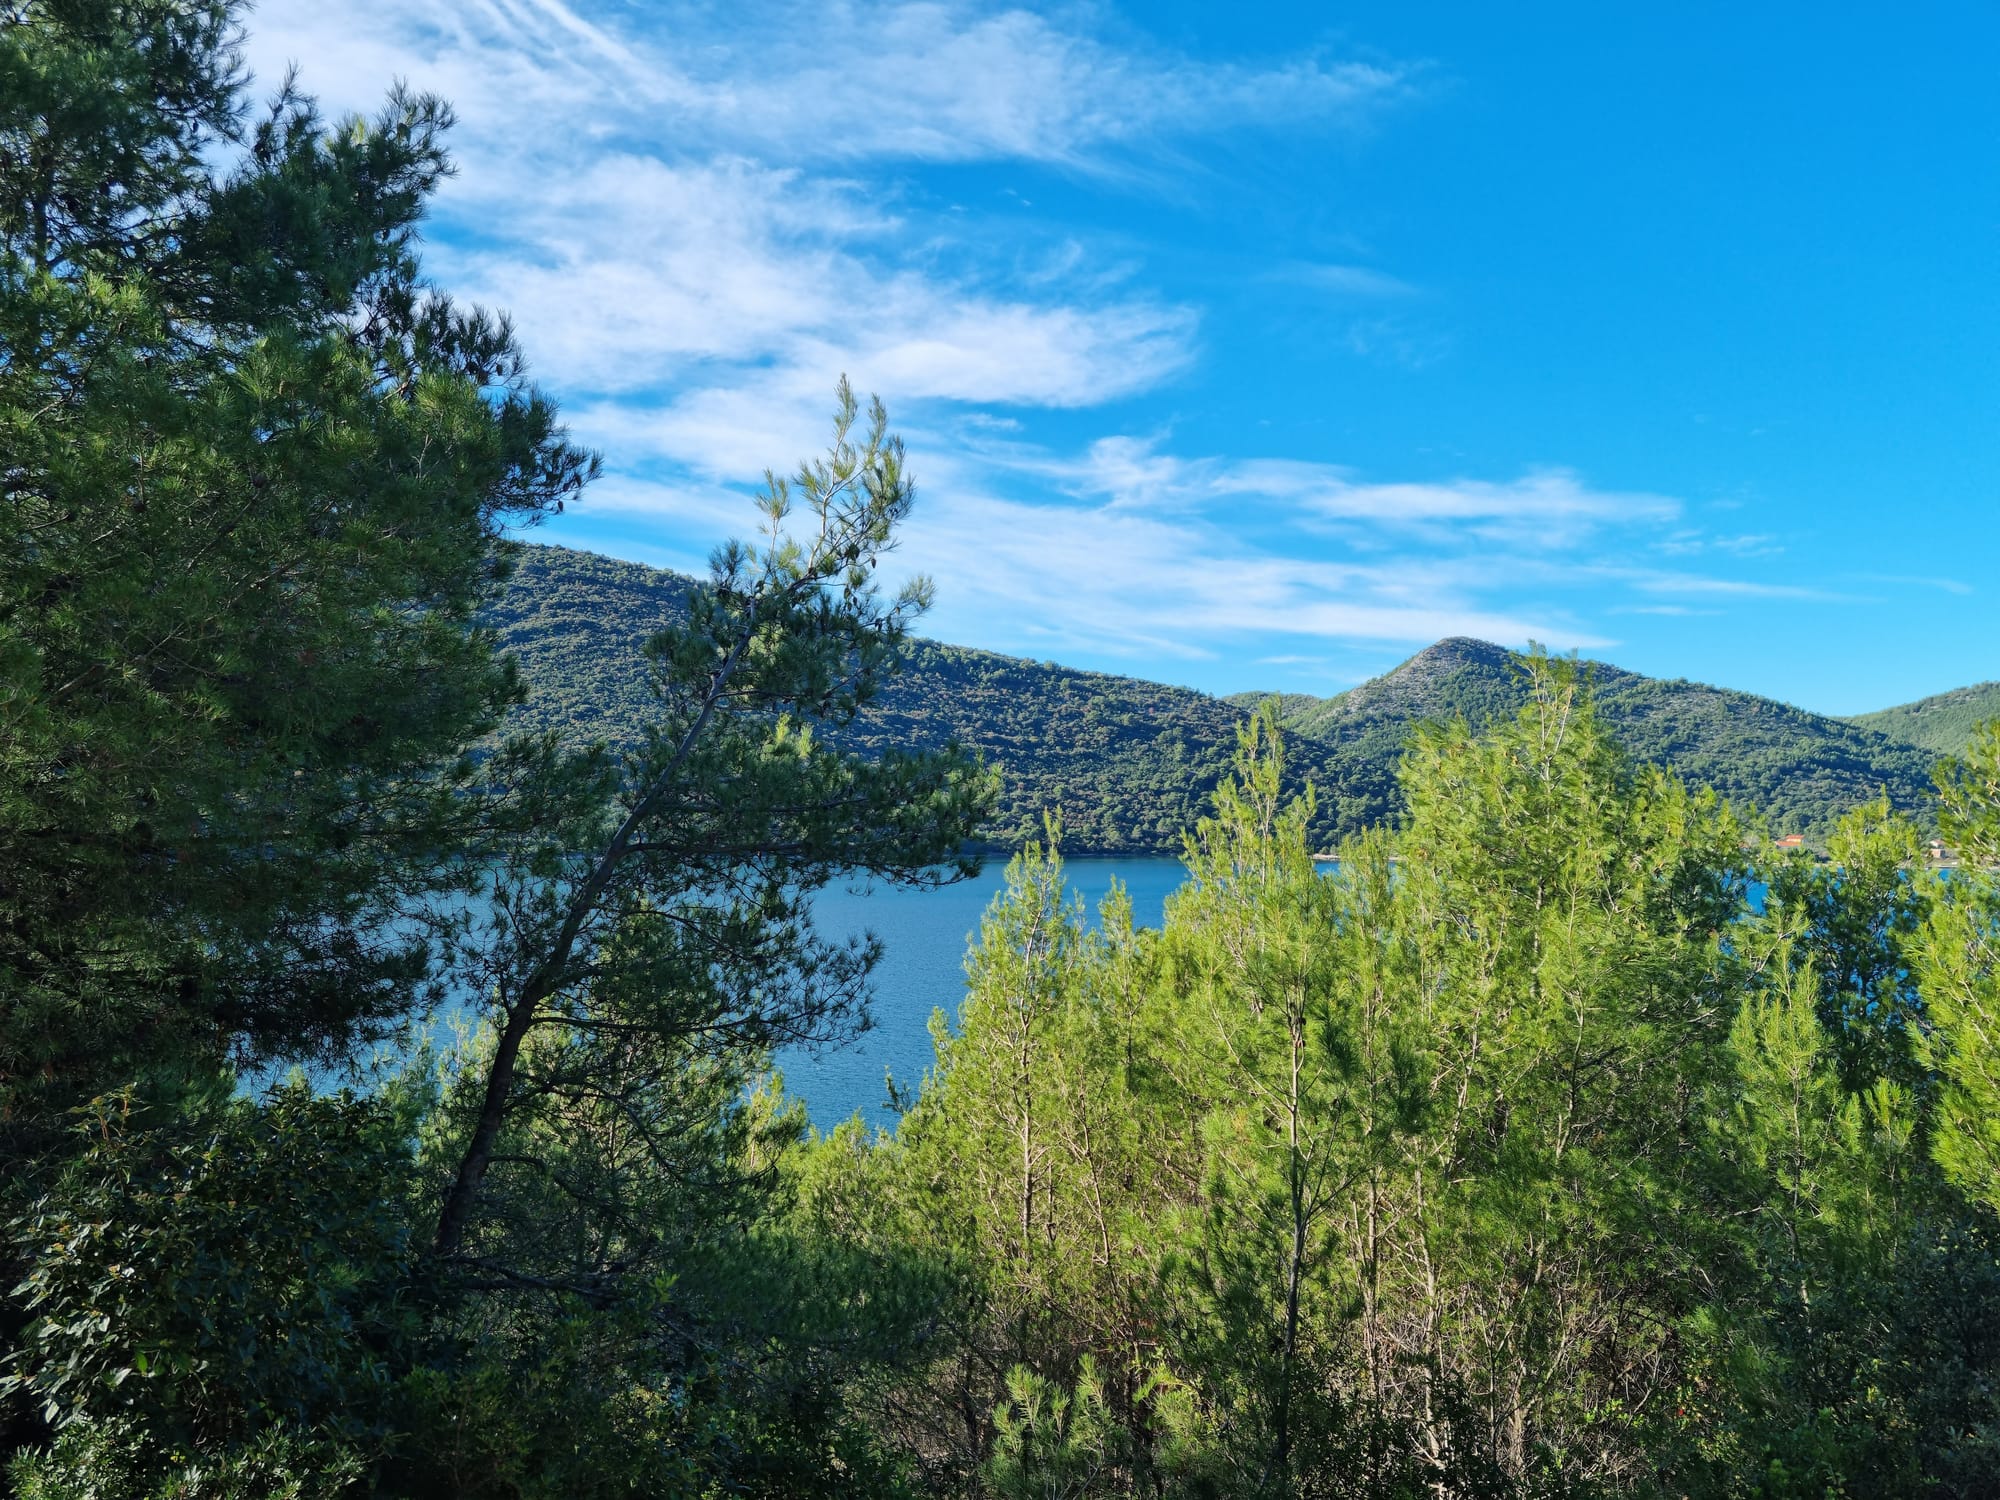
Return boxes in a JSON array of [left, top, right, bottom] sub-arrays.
[[494, 550, 1938, 856], [817, 677, 2000, 1495], [487, 545, 1342, 855], [6, 7, 2000, 1497]]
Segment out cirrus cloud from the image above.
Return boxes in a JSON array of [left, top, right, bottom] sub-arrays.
[[238, 0, 1802, 694]]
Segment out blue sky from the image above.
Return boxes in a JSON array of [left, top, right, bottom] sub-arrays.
[[246, 1, 1998, 714]]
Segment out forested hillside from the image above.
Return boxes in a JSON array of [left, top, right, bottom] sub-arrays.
[[1250, 637, 1942, 838], [488, 546, 1348, 852], [1851, 682, 2000, 756], [494, 547, 1939, 847]]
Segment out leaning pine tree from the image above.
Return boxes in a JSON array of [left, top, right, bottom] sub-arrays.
[[389, 383, 997, 1490]]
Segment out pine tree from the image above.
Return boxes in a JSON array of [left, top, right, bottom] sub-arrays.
[[1158, 704, 1374, 1488], [1382, 654, 1748, 1482], [0, 0, 592, 1137], [1917, 720, 2000, 1211], [425, 382, 993, 1275]]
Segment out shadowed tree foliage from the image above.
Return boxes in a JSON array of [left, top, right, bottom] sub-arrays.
[[0, 0, 592, 1143], [10, 4, 2000, 1495]]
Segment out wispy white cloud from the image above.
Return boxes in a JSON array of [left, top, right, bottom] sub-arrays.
[[888, 480, 1613, 662], [1239, 464, 1677, 540], [242, 0, 1418, 166], [237, 0, 1808, 683], [1279, 261, 1420, 298], [1341, 314, 1452, 370], [1607, 569, 1850, 603], [1608, 604, 1724, 618], [693, 4, 1421, 167], [246, 0, 1218, 461], [1850, 572, 1975, 597], [1653, 529, 1782, 558], [1005, 438, 1677, 548]]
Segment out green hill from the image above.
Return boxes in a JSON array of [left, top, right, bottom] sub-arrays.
[[485, 546, 1348, 854], [489, 546, 1938, 853], [1248, 638, 1939, 840], [1848, 682, 2000, 757]]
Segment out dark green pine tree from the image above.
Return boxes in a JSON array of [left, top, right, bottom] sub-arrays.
[[1919, 718, 2000, 1214], [2, 7, 991, 1488], [424, 378, 996, 1276], [0, 0, 594, 1141]]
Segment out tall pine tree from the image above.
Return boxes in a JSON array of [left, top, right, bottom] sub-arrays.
[[0, 0, 593, 1140]]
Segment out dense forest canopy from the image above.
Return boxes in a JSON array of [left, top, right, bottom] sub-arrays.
[[5, 6, 2000, 1498], [485, 546, 1333, 854], [494, 547, 1940, 852], [1850, 681, 2000, 756]]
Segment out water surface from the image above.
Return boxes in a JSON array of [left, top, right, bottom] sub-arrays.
[[777, 856, 1187, 1129]]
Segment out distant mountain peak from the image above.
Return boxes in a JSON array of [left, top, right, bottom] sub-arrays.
[[1394, 637, 1517, 674], [1335, 636, 1513, 703], [492, 544, 1938, 850], [1421, 635, 1514, 660]]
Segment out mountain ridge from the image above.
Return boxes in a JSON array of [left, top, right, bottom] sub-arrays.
[[1242, 639, 1941, 840], [485, 545, 1331, 852], [488, 544, 1946, 853], [1848, 682, 2000, 757]]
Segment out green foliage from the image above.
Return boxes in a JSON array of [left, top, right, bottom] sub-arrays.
[[987, 1358, 1128, 1500], [1673, 924, 2000, 1496], [14, 1419, 370, 1500], [1757, 800, 1931, 1094], [1850, 681, 2000, 757], [820, 660, 2000, 1497], [1378, 657, 1752, 1482], [1915, 719, 2000, 1213], [4, 1082, 421, 1492], [866, 825, 1155, 1489], [0, 0, 591, 1141], [2, 4, 983, 1481], [1156, 704, 1412, 1487], [223, 383, 990, 1495], [382, 1283, 923, 1500]]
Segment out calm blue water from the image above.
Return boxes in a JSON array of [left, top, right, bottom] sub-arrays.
[[778, 856, 1188, 1130], [784, 865, 1773, 1130], [256, 858, 1191, 1119], [277, 859, 1768, 1130]]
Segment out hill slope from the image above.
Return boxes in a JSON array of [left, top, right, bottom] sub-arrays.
[[1253, 640, 1938, 838], [489, 546, 1937, 852], [1848, 683, 2000, 757], [485, 546, 1345, 854]]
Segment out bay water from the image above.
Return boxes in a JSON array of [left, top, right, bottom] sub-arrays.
[[778, 856, 1188, 1130], [289, 856, 1769, 1135], [780, 860, 1773, 1131]]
